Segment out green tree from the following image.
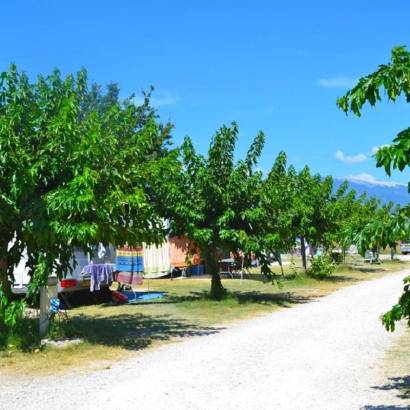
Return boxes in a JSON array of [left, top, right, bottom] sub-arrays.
[[337, 192, 381, 260], [261, 156, 340, 271], [288, 168, 338, 269], [81, 82, 120, 116], [337, 45, 410, 331], [168, 122, 274, 299], [260, 152, 297, 276], [262, 159, 361, 270], [0, 65, 176, 329], [337, 46, 410, 181], [348, 203, 402, 259]]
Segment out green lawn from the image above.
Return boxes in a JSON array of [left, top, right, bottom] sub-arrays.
[[1, 257, 408, 375]]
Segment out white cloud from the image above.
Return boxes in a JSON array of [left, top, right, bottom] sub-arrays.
[[335, 150, 367, 163], [344, 173, 405, 188], [317, 77, 356, 89], [150, 96, 179, 107], [133, 93, 179, 108]]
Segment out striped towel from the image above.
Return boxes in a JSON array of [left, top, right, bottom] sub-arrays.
[[115, 246, 144, 285]]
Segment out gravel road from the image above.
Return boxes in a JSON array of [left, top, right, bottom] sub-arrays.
[[1, 270, 409, 410]]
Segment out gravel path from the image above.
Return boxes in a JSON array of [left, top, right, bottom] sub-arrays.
[[1, 270, 409, 410]]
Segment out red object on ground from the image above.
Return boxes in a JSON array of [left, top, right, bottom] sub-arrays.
[[60, 279, 77, 288], [112, 290, 128, 303]]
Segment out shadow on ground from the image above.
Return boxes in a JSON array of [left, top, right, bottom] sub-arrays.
[[361, 376, 410, 410], [372, 376, 410, 400], [75, 290, 314, 350], [361, 406, 409, 409], [319, 275, 361, 283], [130, 290, 317, 307], [72, 313, 222, 351], [277, 272, 361, 284], [356, 267, 385, 273], [231, 291, 314, 306]]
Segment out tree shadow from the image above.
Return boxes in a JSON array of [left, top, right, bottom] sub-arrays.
[[163, 289, 315, 307], [79, 281, 324, 352], [72, 289, 314, 351], [371, 376, 410, 400], [361, 406, 409, 409], [71, 313, 222, 351], [279, 271, 363, 283], [361, 376, 410, 409], [98, 288, 316, 311], [356, 267, 385, 273], [318, 275, 360, 283], [232, 291, 314, 306]]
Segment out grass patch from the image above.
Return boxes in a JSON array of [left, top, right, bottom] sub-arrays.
[[1, 257, 409, 375]]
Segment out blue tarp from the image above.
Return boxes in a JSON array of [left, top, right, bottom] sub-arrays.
[[121, 291, 165, 303]]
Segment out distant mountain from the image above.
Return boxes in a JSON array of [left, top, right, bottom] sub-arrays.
[[334, 177, 410, 206]]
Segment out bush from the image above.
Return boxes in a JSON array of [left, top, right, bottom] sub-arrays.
[[307, 255, 335, 279], [0, 317, 40, 352]]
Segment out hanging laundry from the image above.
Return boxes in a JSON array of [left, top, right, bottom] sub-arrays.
[[97, 243, 106, 259], [115, 246, 144, 285], [83, 263, 114, 292], [143, 241, 171, 278]]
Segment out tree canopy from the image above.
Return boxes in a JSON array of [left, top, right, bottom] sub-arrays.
[[337, 46, 410, 182], [165, 122, 369, 297], [0, 65, 177, 328], [338, 45, 410, 331], [0, 63, 388, 329], [165, 123, 270, 298]]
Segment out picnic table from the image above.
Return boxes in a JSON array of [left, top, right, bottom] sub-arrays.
[[218, 258, 245, 278]]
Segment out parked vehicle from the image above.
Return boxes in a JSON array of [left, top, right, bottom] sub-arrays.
[[400, 241, 410, 255]]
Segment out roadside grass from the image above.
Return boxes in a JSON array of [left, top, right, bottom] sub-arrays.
[[1, 257, 408, 375]]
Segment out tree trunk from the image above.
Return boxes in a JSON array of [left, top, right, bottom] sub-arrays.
[[371, 246, 378, 264], [0, 257, 11, 300], [275, 251, 284, 277], [300, 236, 307, 271], [204, 248, 226, 300], [0, 249, 11, 332], [210, 270, 226, 300]]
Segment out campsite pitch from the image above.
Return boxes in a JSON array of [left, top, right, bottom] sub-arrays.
[[0, 258, 408, 376]]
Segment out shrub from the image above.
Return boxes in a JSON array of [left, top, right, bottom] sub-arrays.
[[0, 317, 40, 352], [307, 254, 335, 279]]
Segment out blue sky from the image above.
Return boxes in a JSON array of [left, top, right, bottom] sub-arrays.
[[1, 0, 410, 186]]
